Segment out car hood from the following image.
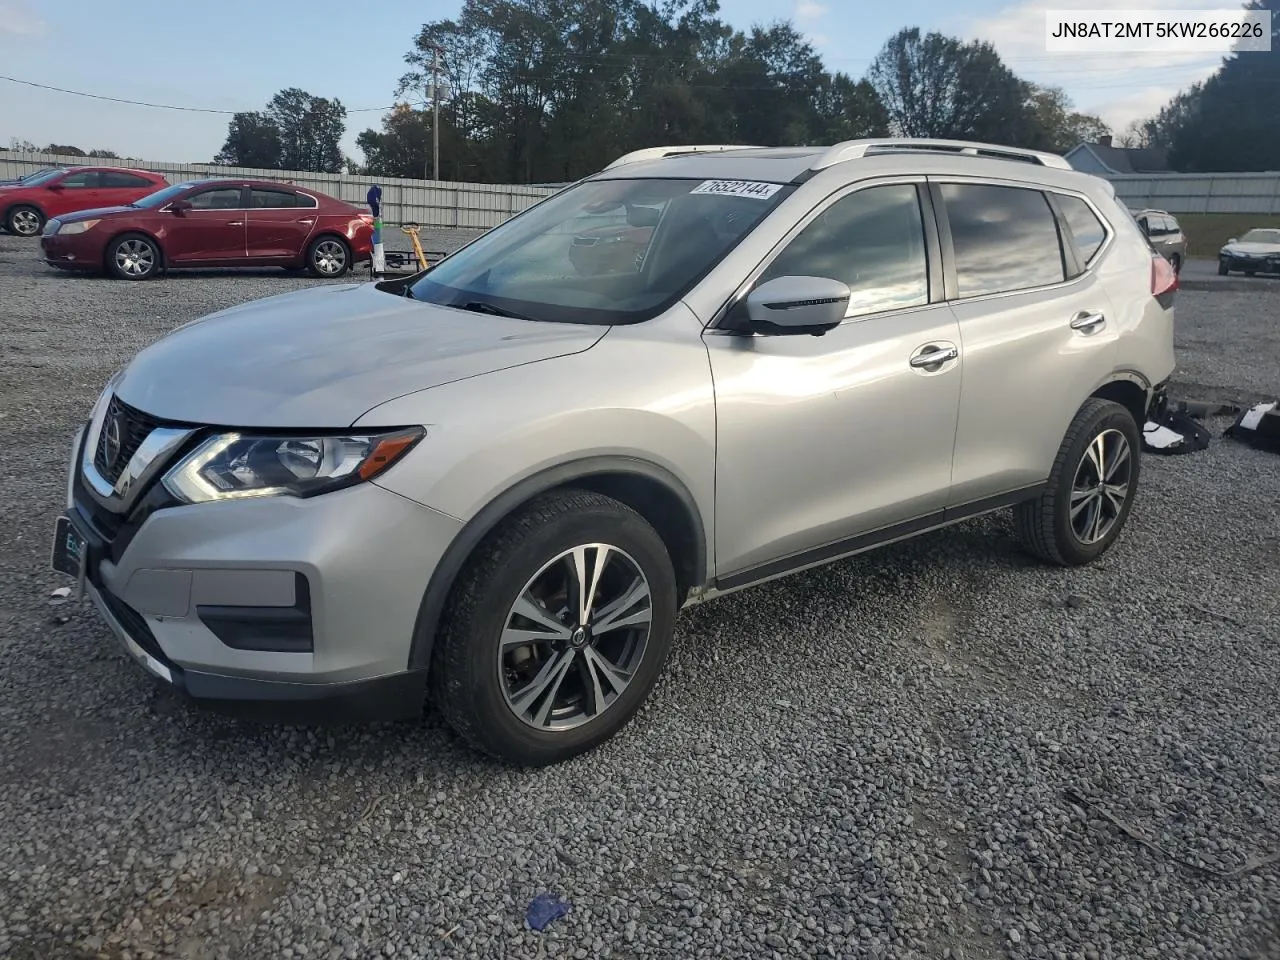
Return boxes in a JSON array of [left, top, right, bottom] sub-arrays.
[[114, 282, 609, 428], [53, 205, 137, 224], [1223, 241, 1280, 256]]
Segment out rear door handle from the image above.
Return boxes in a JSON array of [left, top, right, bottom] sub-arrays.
[[228, 221, 244, 227], [298, 218, 315, 225], [1070, 311, 1106, 333], [909, 342, 959, 369]]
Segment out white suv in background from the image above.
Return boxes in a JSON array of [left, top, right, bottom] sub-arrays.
[[55, 139, 1177, 765]]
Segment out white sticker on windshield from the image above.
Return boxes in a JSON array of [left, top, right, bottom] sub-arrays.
[[689, 179, 783, 200]]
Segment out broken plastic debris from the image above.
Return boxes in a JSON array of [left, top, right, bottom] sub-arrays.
[[526, 892, 571, 931], [48, 586, 72, 605]]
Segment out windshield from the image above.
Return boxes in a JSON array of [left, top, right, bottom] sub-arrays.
[[406, 177, 795, 325], [1241, 228, 1280, 244], [132, 181, 203, 209], [11, 168, 62, 186]]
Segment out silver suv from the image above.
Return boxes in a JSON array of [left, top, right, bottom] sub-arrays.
[[54, 139, 1177, 765]]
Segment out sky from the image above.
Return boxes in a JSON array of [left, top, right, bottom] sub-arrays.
[[0, 0, 1237, 167]]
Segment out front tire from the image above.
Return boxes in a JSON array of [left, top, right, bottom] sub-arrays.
[[106, 233, 160, 280], [306, 235, 351, 278], [1218, 260, 1230, 276], [6, 204, 44, 237], [1015, 399, 1141, 567], [431, 489, 678, 766]]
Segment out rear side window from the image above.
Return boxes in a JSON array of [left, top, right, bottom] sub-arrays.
[[1056, 194, 1108, 264], [102, 172, 154, 188], [250, 188, 308, 208], [940, 183, 1065, 298], [760, 184, 929, 318]]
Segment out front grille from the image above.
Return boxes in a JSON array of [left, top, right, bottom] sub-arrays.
[[94, 395, 161, 484]]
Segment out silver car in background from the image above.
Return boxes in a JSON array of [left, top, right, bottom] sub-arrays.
[[53, 138, 1177, 765]]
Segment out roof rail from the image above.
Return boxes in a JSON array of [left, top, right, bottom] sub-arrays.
[[603, 144, 765, 170], [811, 138, 1073, 171]]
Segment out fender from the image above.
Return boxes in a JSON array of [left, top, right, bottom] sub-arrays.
[[405, 455, 709, 672]]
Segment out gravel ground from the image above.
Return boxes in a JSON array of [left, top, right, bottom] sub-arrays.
[[1, 233, 1278, 960]]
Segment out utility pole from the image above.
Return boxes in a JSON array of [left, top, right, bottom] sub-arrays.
[[430, 44, 442, 181]]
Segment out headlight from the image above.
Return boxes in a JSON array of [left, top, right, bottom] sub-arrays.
[[58, 219, 100, 235], [162, 428, 424, 504]]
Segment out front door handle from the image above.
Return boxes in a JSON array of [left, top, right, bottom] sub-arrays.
[[909, 342, 959, 369], [298, 218, 315, 225], [1070, 311, 1106, 333], [227, 221, 244, 227]]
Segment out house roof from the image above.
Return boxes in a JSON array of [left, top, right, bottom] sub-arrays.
[[1066, 142, 1171, 174]]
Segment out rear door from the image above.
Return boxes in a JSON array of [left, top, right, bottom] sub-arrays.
[[936, 179, 1120, 508], [99, 171, 162, 207], [42, 169, 106, 217], [163, 184, 248, 263], [245, 187, 318, 260]]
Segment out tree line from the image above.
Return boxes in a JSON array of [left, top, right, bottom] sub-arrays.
[[209, 0, 1278, 182]]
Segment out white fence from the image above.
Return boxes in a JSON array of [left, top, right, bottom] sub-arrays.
[[0, 150, 561, 229], [7, 149, 1280, 221], [1109, 172, 1280, 215]]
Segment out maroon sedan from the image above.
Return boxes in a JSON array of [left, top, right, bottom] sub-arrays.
[[40, 178, 375, 280]]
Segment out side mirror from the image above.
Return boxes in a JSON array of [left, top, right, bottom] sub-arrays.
[[742, 275, 850, 335], [170, 200, 192, 214]]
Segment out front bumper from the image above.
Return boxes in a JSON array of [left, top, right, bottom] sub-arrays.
[[1221, 253, 1280, 275], [41, 231, 105, 270], [62, 422, 462, 720]]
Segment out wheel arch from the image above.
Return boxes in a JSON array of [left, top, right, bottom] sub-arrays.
[[405, 456, 709, 673], [1088, 373, 1151, 427]]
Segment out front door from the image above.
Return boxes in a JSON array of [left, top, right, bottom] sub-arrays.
[[246, 186, 318, 260], [44, 169, 107, 217], [935, 181, 1121, 507], [164, 185, 247, 263], [705, 181, 963, 583]]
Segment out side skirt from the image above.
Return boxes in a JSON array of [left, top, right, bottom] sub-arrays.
[[695, 483, 1046, 601]]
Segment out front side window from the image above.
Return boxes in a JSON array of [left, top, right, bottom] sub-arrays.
[[1056, 194, 1108, 264], [758, 184, 929, 318], [941, 183, 1065, 298], [188, 187, 244, 210], [405, 177, 795, 325], [59, 171, 99, 189]]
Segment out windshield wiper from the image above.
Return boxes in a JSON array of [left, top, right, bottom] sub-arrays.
[[458, 300, 535, 322]]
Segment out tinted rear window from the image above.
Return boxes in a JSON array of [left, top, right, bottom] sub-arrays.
[[941, 183, 1066, 298], [1056, 194, 1108, 264]]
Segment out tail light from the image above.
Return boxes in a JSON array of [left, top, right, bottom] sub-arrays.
[[358, 214, 374, 225], [1151, 254, 1178, 298]]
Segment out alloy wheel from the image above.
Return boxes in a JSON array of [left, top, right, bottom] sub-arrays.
[[1070, 428, 1132, 545], [313, 240, 347, 275], [498, 543, 653, 732], [115, 239, 155, 277], [11, 209, 41, 236]]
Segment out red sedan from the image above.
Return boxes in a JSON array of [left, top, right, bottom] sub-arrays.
[[1, 166, 169, 237], [40, 178, 374, 280]]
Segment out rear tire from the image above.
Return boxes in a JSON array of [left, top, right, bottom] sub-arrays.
[[1015, 399, 1141, 567], [106, 233, 160, 280], [5, 204, 44, 237], [306, 235, 351, 278], [430, 489, 678, 766]]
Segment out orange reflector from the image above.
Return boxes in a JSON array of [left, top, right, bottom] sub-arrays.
[[358, 432, 422, 481]]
